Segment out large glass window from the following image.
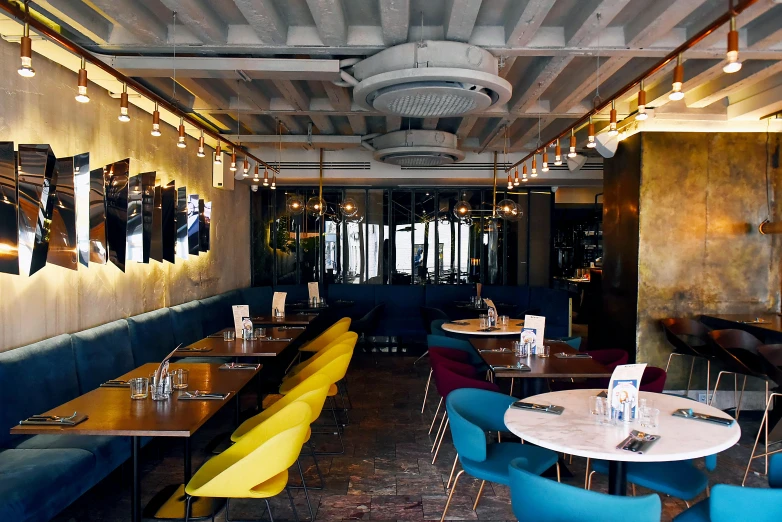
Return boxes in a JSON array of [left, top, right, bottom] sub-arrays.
[[391, 191, 412, 285]]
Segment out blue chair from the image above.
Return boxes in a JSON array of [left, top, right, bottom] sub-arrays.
[[559, 336, 582, 350], [431, 319, 449, 337], [587, 454, 717, 503], [674, 453, 782, 522], [440, 389, 559, 522], [510, 458, 661, 522]]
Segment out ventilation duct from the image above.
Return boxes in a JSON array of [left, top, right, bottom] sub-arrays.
[[370, 130, 465, 167], [352, 41, 512, 118]]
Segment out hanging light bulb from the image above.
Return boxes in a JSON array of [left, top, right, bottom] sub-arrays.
[[724, 16, 742, 73], [270, 174, 277, 190], [340, 197, 359, 217], [453, 199, 471, 220], [75, 57, 89, 103], [636, 80, 648, 121], [118, 83, 130, 122], [669, 54, 684, 101], [287, 194, 305, 215], [262, 167, 269, 187], [542, 150, 549, 172], [568, 129, 577, 157], [177, 118, 186, 148], [243, 156, 250, 176], [587, 117, 596, 148], [229, 148, 237, 171], [608, 100, 618, 136], [531, 155, 538, 177], [253, 163, 260, 182], [507, 174, 513, 189], [306, 196, 327, 217], [197, 130, 205, 157], [150, 102, 161, 136], [214, 141, 222, 164], [18, 22, 35, 77], [497, 199, 518, 220], [555, 139, 562, 166], [513, 167, 520, 186], [522, 163, 528, 182]]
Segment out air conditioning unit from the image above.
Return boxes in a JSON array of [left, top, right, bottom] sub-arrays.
[[370, 130, 465, 167]]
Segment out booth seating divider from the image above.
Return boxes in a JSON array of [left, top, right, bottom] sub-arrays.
[[169, 301, 206, 347], [127, 308, 176, 366], [72, 320, 136, 394]]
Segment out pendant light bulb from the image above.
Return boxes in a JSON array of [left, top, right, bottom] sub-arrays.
[[214, 141, 222, 164], [507, 175, 513, 190], [522, 164, 528, 182], [608, 100, 618, 136], [243, 156, 250, 175], [724, 16, 742, 73], [636, 81, 648, 121], [587, 118, 596, 148], [177, 118, 186, 148], [554, 139, 562, 166], [197, 130, 205, 157], [270, 174, 277, 190], [118, 84, 130, 122], [669, 54, 684, 101], [542, 151, 549, 172], [18, 23, 35, 78], [262, 168, 269, 187], [531, 155, 537, 176], [75, 57, 89, 103], [253, 163, 260, 182], [513, 167, 520, 186], [568, 130, 577, 158], [151, 102, 161, 136], [229, 148, 237, 171]]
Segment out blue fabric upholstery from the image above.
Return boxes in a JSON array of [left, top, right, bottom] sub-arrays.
[[510, 458, 661, 522], [13, 435, 129, 471], [590, 459, 710, 501], [169, 301, 205, 347], [424, 285, 473, 309], [71, 320, 135, 394], [672, 498, 709, 522], [482, 285, 529, 310], [0, 448, 97, 522], [770, 453, 782, 488], [463, 442, 557, 485], [274, 284, 309, 303], [127, 308, 175, 365], [427, 335, 484, 367], [529, 286, 570, 338], [675, 484, 782, 522], [243, 286, 273, 315], [431, 320, 448, 337], [374, 286, 426, 337], [198, 294, 233, 335], [0, 335, 79, 448], [327, 284, 377, 320]]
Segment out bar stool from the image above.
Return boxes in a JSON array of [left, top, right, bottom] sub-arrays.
[[661, 318, 713, 397], [707, 329, 767, 420]]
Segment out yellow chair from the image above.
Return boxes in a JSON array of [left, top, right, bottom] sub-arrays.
[[298, 317, 352, 353], [281, 341, 355, 394], [184, 401, 311, 522], [287, 332, 358, 377]]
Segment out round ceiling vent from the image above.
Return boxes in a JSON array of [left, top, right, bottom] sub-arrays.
[[352, 41, 511, 118], [371, 130, 465, 167]]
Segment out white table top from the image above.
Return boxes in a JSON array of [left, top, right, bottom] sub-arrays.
[[441, 318, 523, 336], [503, 389, 741, 463]]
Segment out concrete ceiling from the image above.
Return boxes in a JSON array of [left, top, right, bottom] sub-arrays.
[[17, 0, 782, 154]]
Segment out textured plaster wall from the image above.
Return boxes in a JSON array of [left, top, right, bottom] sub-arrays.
[[0, 38, 250, 351], [636, 132, 782, 384]]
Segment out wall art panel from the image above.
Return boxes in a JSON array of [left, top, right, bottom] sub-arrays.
[[0, 142, 18, 275], [17, 144, 58, 276], [105, 158, 129, 271]]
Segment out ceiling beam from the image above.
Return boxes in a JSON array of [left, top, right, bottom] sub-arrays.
[[232, 79, 272, 111], [747, 5, 782, 49], [178, 77, 230, 109], [159, 0, 227, 45], [140, 77, 195, 110], [727, 78, 782, 120], [305, 0, 348, 46], [310, 114, 336, 134], [379, 0, 410, 45], [422, 118, 439, 130], [89, 0, 168, 44], [271, 80, 310, 111], [696, 0, 778, 50], [347, 115, 368, 135], [686, 60, 782, 108], [443, 0, 482, 42], [505, 0, 556, 46], [224, 134, 364, 146], [456, 116, 479, 140], [386, 116, 402, 132], [232, 0, 288, 45], [322, 82, 352, 111], [32, 0, 112, 43], [277, 115, 304, 134]]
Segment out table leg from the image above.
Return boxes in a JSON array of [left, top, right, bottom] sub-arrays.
[[131, 436, 141, 522], [184, 437, 192, 484], [608, 461, 627, 496]]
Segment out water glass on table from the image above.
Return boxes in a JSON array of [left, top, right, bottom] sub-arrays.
[[150, 374, 172, 400], [479, 315, 488, 329], [223, 330, 236, 341], [499, 315, 509, 327], [537, 344, 550, 358], [253, 327, 266, 339], [640, 407, 660, 429], [129, 377, 149, 400], [172, 369, 189, 390]]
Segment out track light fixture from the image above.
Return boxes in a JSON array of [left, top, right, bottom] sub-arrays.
[[608, 100, 618, 136], [75, 57, 89, 103], [253, 163, 260, 182], [636, 80, 648, 121], [177, 118, 186, 148], [263, 168, 269, 187], [522, 164, 528, 182], [150, 102, 161, 136], [507, 175, 513, 189], [118, 83, 130, 122], [587, 117, 596, 148], [513, 167, 520, 186], [18, 22, 34, 77], [243, 156, 250, 177], [270, 174, 277, 190], [568, 129, 577, 158], [531, 155, 537, 177], [724, 16, 742, 73], [542, 150, 549, 172], [197, 130, 206, 157], [669, 54, 684, 101], [555, 139, 562, 166], [229, 148, 237, 171], [214, 141, 222, 164]]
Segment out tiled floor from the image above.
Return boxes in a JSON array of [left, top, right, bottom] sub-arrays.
[[53, 348, 772, 522]]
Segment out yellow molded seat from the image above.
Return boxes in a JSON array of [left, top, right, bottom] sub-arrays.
[[298, 317, 352, 353], [231, 373, 330, 443], [185, 402, 311, 502], [280, 343, 355, 395], [289, 332, 358, 376]]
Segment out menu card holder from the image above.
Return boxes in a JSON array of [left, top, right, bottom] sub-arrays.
[[522, 315, 546, 354], [272, 292, 287, 316], [608, 363, 646, 421], [232, 305, 249, 337], [308, 282, 319, 302]]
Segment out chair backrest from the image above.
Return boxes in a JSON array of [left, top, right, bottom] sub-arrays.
[[758, 345, 782, 389], [431, 320, 449, 337], [421, 307, 450, 333], [427, 334, 481, 365], [288, 341, 355, 383], [509, 458, 661, 522], [770, 453, 782, 489], [281, 344, 355, 394], [186, 402, 311, 498], [429, 351, 476, 377], [231, 373, 330, 441], [355, 303, 384, 333], [428, 346, 471, 364], [709, 329, 766, 377], [709, 484, 782, 522], [585, 349, 629, 369], [661, 318, 711, 356], [289, 332, 358, 375], [431, 364, 499, 400], [447, 388, 514, 437], [304, 317, 352, 353], [639, 367, 667, 393]]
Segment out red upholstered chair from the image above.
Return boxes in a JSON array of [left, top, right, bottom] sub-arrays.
[[550, 349, 630, 391], [639, 367, 667, 393]]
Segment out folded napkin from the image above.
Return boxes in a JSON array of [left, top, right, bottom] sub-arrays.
[[672, 408, 734, 426], [219, 363, 260, 370], [480, 348, 510, 353], [448, 321, 470, 326], [179, 391, 231, 401], [177, 347, 212, 353], [510, 401, 563, 414], [491, 363, 531, 372], [100, 379, 130, 388], [20, 412, 88, 426], [554, 353, 592, 359], [279, 326, 306, 330], [265, 337, 293, 342], [206, 333, 225, 338], [617, 430, 660, 454]]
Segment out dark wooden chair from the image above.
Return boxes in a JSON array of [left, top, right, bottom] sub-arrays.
[[661, 318, 713, 397], [707, 329, 766, 419]]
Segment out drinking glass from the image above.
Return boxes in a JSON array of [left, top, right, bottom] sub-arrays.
[[151, 374, 171, 401], [640, 407, 660, 429], [479, 315, 488, 329], [499, 315, 509, 327], [223, 330, 236, 341], [538, 344, 550, 358], [589, 395, 603, 418], [129, 377, 149, 400], [253, 327, 266, 339], [172, 369, 189, 390]]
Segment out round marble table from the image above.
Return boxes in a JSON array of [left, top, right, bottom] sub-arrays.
[[441, 318, 523, 336], [504, 388, 741, 495]]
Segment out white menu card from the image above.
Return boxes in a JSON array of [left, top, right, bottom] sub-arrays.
[[272, 292, 287, 315], [608, 363, 647, 420], [232, 305, 249, 336], [522, 314, 546, 352], [308, 282, 320, 301], [483, 298, 497, 325]]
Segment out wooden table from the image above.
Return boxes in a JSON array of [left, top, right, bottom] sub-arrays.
[[442, 318, 523, 336], [470, 338, 612, 379], [251, 314, 318, 326], [176, 327, 304, 358], [12, 362, 261, 522], [702, 313, 782, 338]]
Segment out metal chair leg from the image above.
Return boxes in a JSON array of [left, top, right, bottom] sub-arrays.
[[711, 371, 735, 407], [432, 416, 449, 464], [447, 453, 459, 489], [429, 397, 443, 434], [184, 495, 193, 522], [742, 390, 782, 485], [432, 411, 448, 452], [706, 360, 711, 403], [440, 470, 464, 522], [584, 458, 590, 489], [556, 462, 561, 483], [686, 357, 695, 395], [421, 369, 432, 413], [285, 486, 300, 522], [265, 498, 275, 522], [414, 349, 429, 365], [296, 459, 314, 522], [736, 375, 747, 420], [473, 481, 486, 510]]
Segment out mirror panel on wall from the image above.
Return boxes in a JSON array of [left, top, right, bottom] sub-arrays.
[[187, 194, 200, 255], [366, 189, 386, 284], [391, 190, 412, 285], [18, 144, 58, 276], [88, 166, 107, 265], [176, 186, 188, 260], [150, 184, 163, 262], [47, 155, 77, 271], [127, 172, 155, 263], [0, 142, 19, 275], [73, 153, 90, 268], [105, 158, 129, 272], [202, 201, 211, 252], [161, 181, 176, 263]]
